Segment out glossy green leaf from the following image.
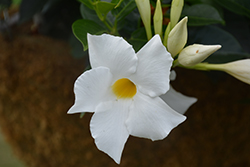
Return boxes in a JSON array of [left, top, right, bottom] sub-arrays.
[[95, 1, 116, 18], [69, 34, 87, 58], [80, 3, 104, 26], [188, 25, 250, 63], [72, 19, 106, 51], [184, 0, 201, 4], [78, 0, 94, 9], [117, 10, 140, 36], [182, 4, 225, 26], [214, 0, 250, 18], [129, 28, 147, 52], [112, 0, 137, 22]]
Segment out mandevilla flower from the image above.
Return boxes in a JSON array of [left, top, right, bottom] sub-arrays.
[[68, 34, 186, 164]]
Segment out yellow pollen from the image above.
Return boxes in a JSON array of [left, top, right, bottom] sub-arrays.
[[112, 78, 136, 99]]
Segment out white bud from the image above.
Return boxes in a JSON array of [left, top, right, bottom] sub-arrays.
[[221, 59, 250, 85], [170, 0, 184, 29], [178, 44, 221, 66], [153, 0, 163, 36], [135, 0, 152, 40], [167, 16, 188, 57]]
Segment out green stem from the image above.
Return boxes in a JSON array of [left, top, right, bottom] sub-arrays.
[[178, 63, 226, 71], [103, 19, 113, 31], [145, 27, 152, 41]]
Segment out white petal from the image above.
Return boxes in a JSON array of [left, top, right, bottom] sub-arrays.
[[90, 100, 131, 164], [87, 34, 138, 80], [67, 67, 113, 114], [170, 70, 176, 81], [130, 35, 173, 97], [160, 86, 197, 114], [126, 92, 186, 141]]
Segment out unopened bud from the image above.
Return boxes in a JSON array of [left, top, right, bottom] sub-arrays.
[[221, 59, 250, 85], [153, 0, 163, 36], [167, 16, 188, 57], [135, 0, 152, 40], [178, 44, 221, 66], [170, 0, 184, 29]]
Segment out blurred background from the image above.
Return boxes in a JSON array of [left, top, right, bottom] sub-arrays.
[[0, 0, 250, 166]]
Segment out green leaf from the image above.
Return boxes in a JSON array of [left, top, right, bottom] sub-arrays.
[[184, 0, 202, 4], [79, 0, 116, 21], [95, 1, 116, 19], [182, 4, 225, 26], [78, 0, 94, 9], [214, 0, 250, 18], [129, 28, 147, 52], [112, 0, 137, 22], [72, 19, 106, 51], [188, 25, 250, 63], [117, 10, 140, 36], [69, 34, 87, 58], [80, 3, 104, 26]]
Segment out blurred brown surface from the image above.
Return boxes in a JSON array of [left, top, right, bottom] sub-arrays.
[[0, 29, 250, 167]]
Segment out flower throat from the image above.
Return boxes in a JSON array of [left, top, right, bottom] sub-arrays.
[[112, 78, 136, 99]]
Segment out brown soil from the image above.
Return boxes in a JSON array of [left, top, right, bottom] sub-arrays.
[[0, 26, 250, 167]]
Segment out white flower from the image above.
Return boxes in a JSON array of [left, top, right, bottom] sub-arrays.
[[68, 34, 186, 164]]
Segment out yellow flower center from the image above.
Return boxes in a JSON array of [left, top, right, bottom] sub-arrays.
[[112, 78, 136, 99]]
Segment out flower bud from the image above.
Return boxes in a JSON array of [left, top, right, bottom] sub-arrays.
[[178, 44, 221, 66], [163, 22, 171, 47], [153, 0, 163, 36], [167, 16, 188, 57], [221, 59, 250, 85], [170, 0, 184, 29], [135, 0, 152, 40]]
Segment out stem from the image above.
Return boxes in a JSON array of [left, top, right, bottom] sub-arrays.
[[172, 59, 180, 67], [103, 19, 113, 31], [145, 27, 152, 40], [178, 63, 226, 72]]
